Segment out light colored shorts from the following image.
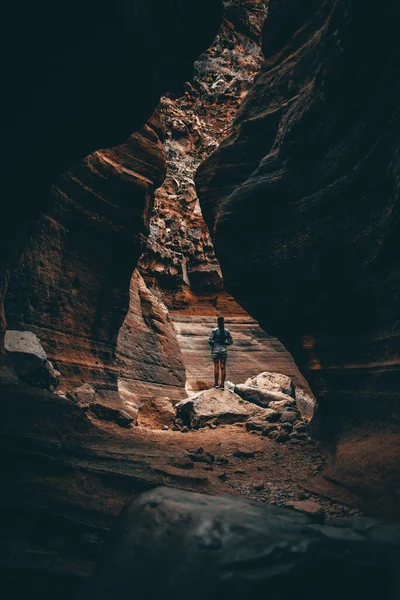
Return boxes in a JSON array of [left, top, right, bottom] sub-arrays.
[[211, 345, 227, 360]]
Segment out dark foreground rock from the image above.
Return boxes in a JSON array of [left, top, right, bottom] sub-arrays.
[[78, 487, 400, 600]]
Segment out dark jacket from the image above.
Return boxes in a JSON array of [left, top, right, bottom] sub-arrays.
[[208, 327, 233, 348]]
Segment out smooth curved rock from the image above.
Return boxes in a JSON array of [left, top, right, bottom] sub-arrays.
[[197, 0, 400, 515], [77, 487, 400, 600], [0, 0, 223, 376]]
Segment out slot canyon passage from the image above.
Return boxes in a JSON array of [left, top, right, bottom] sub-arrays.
[[1, 1, 400, 598]]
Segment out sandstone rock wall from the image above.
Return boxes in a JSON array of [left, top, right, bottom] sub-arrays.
[[171, 310, 311, 395], [139, 0, 268, 295], [0, 0, 223, 378], [6, 120, 185, 402], [117, 270, 186, 405], [196, 0, 400, 509]]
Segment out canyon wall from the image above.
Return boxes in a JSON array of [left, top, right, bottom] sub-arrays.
[[197, 0, 400, 514], [139, 0, 267, 296], [137, 1, 310, 390], [0, 0, 222, 376], [6, 120, 186, 403]]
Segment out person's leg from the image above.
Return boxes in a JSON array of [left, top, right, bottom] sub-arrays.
[[220, 358, 226, 389], [214, 359, 220, 387]]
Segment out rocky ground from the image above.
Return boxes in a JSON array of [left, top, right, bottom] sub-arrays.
[[132, 423, 362, 523], [0, 373, 363, 598]]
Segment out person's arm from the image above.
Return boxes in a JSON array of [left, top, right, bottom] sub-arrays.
[[208, 329, 216, 347], [226, 330, 233, 346]]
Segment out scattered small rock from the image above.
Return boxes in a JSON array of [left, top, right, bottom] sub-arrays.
[[276, 432, 290, 443], [291, 432, 308, 441], [246, 417, 265, 432], [263, 409, 280, 423], [262, 424, 279, 436], [187, 448, 215, 464], [280, 422, 293, 433], [252, 481, 265, 491], [233, 448, 257, 459], [281, 410, 298, 424], [293, 421, 308, 433], [290, 438, 302, 445], [285, 500, 324, 522], [90, 403, 133, 428], [234, 469, 246, 474], [162, 425, 169, 431], [181, 426, 189, 433]]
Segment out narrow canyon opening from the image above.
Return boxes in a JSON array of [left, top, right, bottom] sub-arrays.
[[1, 1, 399, 599]]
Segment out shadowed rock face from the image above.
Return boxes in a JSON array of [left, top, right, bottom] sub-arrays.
[[6, 124, 186, 402], [79, 487, 400, 600], [6, 120, 164, 389], [0, 0, 223, 373], [116, 270, 186, 405], [197, 0, 400, 513]]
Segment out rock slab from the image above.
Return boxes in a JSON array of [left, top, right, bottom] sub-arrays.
[[78, 487, 400, 600], [176, 388, 268, 429]]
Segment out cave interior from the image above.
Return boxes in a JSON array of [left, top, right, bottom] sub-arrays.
[[1, 1, 399, 599]]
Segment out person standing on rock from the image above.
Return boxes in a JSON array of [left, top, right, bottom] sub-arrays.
[[209, 316, 233, 390]]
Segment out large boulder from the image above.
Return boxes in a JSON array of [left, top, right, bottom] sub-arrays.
[[78, 487, 400, 600], [235, 383, 293, 407], [4, 330, 60, 391], [176, 388, 268, 429], [244, 371, 294, 396]]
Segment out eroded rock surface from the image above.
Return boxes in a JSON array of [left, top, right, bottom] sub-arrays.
[[79, 487, 400, 600], [0, 0, 223, 377], [176, 387, 270, 429], [139, 1, 268, 295], [116, 270, 186, 404], [6, 134, 186, 405], [171, 306, 313, 396], [197, 0, 400, 515]]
